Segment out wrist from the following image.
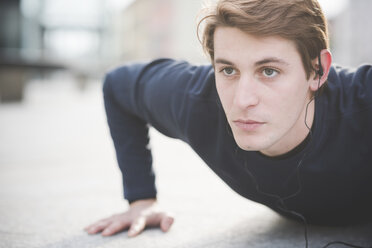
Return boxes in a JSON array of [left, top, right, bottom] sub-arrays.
[[129, 198, 157, 206]]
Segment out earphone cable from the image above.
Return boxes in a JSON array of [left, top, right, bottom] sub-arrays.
[[241, 66, 371, 248]]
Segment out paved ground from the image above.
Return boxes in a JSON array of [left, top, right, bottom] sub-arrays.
[[0, 76, 371, 248]]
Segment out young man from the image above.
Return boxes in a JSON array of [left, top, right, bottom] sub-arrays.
[[85, 0, 372, 238]]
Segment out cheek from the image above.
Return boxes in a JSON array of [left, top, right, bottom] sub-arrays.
[[269, 84, 309, 123], [216, 82, 233, 112]]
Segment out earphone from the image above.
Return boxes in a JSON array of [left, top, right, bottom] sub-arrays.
[[216, 50, 370, 247], [318, 55, 324, 77], [240, 53, 371, 248]]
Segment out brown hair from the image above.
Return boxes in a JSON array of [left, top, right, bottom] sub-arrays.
[[198, 0, 329, 79]]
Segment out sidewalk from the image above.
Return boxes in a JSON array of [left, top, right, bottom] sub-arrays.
[[0, 77, 371, 248]]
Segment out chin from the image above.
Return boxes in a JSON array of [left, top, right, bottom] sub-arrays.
[[234, 136, 267, 152], [230, 123, 274, 152]]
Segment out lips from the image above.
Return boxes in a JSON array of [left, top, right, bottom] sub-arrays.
[[233, 119, 265, 131]]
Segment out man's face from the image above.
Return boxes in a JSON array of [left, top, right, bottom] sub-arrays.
[[214, 27, 315, 156]]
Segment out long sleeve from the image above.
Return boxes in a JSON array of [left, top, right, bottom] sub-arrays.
[[102, 58, 215, 203], [103, 67, 156, 203]]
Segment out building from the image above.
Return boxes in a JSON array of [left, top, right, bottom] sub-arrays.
[[108, 0, 372, 67], [329, 0, 372, 67], [107, 0, 209, 64], [0, 0, 107, 102]]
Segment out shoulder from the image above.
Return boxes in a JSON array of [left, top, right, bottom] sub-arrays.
[[105, 58, 216, 99], [103, 59, 220, 139], [327, 64, 372, 96], [322, 64, 372, 115]]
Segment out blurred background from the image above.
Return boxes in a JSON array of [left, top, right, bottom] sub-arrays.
[[0, 1, 371, 247], [0, 0, 371, 102]]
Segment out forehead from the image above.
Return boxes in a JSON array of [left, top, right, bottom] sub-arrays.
[[213, 27, 301, 66]]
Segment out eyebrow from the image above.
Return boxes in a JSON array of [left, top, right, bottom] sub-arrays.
[[254, 57, 289, 66], [214, 59, 234, 65], [215, 58, 235, 66], [214, 57, 289, 67]]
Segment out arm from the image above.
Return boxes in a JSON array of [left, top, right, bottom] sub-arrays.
[[101, 58, 210, 201], [84, 59, 214, 237], [85, 60, 173, 237], [103, 66, 157, 203]]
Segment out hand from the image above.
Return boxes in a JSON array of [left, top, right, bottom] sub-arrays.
[[84, 199, 174, 237]]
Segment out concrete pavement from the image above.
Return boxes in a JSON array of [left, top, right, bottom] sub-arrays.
[[0, 77, 371, 248]]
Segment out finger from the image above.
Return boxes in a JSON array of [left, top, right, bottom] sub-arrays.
[[102, 220, 131, 236], [84, 222, 102, 232], [160, 214, 174, 232], [128, 216, 146, 237], [85, 220, 112, 234], [86, 224, 108, 234], [84, 215, 116, 231]]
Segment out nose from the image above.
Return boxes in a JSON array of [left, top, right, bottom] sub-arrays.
[[233, 75, 259, 109]]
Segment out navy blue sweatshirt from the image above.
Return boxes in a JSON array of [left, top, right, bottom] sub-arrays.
[[103, 59, 372, 225]]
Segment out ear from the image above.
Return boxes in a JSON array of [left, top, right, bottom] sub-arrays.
[[309, 49, 332, 92]]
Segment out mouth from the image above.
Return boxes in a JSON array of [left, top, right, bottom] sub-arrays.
[[233, 119, 265, 131]]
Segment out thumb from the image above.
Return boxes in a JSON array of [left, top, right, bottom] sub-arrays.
[[128, 216, 146, 237], [160, 214, 175, 232]]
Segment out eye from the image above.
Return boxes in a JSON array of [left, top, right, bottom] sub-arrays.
[[221, 67, 237, 76], [262, 68, 278, 78]]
